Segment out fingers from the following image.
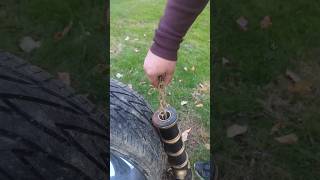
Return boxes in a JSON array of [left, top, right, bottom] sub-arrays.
[[148, 74, 159, 88], [163, 74, 173, 86]]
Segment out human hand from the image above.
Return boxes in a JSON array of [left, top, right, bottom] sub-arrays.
[[143, 50, 176, 87]]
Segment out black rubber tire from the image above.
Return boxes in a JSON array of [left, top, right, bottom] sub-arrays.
[[110, 79, 168, 180], [0, 52, 107, 180]]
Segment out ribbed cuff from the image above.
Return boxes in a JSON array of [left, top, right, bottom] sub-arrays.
[[150, 29, 182, 61]]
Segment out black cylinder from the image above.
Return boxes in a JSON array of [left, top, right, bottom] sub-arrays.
[[152, 106, 190, 179]]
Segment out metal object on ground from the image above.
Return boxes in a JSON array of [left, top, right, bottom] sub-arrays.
[[152, 106, 191, 180]]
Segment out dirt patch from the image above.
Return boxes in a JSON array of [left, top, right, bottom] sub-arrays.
[[178, 109, 210, 153], [259, 51, 320, 130]]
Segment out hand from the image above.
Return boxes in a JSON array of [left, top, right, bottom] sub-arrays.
[[144, 50, 176, 87]]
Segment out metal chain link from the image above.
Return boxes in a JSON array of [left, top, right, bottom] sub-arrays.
[[158, 76, 168, 120]]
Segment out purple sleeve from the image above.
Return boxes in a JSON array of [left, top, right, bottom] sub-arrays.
[[150, 0, 209, 61]]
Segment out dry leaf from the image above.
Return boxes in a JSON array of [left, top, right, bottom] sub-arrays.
[[204, 143, 210, 150], [198, 82, 210, 93], [125, 36, 130, 41], [57, 72, 71, 86], [54, 21, 73, 41], [236, 16, 248, 31], [191, 66, 195, 71], [183, 67, 188, 71], [260, 16, 272, 29], [286, 69, 301, 83], [116, 73, 123, 79], [275, 133, 298, 144], [270, 122, 285, 134], [19, 36, 41, 53], [181, 101, 188, 106], [222, 57, 230, 66], [182, 128, 192, 142], [195, 103, 203, 108], [128, 84, 133, 89], [227, 124, 248, 138], [288, 81, 312, 94]]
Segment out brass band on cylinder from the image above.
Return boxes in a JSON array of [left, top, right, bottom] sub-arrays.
[[163, 136, 183, 154]]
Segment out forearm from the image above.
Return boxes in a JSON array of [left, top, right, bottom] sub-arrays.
[[150, 0, 209, 61]]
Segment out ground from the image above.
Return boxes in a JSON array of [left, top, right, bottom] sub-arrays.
[[214, 0, 320, 179], [110, 0, 211, 172], [0, 0, 106, 107]]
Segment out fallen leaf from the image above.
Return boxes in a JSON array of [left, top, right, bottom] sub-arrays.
[[125, 36, 130, 41], [116, 73, 123, 79], [54, 21, 73, 41], [191, 66, 195, 71], [260, 16, 272, 29], [183, 67, 188, 71], [57, 72, 71, 86], [270, 122, 284, 134], [181, 128, 192, 142], [181, 101, 188, 106], [275, 133, 298, 144], [198, 82, 210, 93], [288, 81, 312, 94], [227, 124, 248, 138], [204, 143, 210, 150], [286, 69, 301, 83], [195, 103, 203, 108], [236, 16, 248, 31], [128, 84, 133, 89], [19, 36, 41, 53], [222, 57, 230, 66]]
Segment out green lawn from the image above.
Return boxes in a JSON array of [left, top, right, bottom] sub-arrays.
[[110, 0, 210, 167], [214, 0, 320, 179], [0, 0, 106, 106]]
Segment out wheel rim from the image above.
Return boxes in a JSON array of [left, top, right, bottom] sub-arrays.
[[110, 151, 147, 180]]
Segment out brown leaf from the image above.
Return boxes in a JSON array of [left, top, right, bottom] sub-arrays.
[[57, 72, 71, 86], [54, 21, 73, 41], [275, 133, 298, 144], [198, 82, 210, 93], [286, 69, 301, 83], [260, 16, 272, 29], [227, 124, 248, 138], [236, 16, 248, 31], [182, 128, 192, 142], [195, 103, 203, 108], [288, 81, 312, 94], [270, 121, 285, 134]]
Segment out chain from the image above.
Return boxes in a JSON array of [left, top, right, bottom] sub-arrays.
[[158, 76, 168, 120]]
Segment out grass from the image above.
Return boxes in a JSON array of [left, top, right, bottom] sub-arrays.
[[110, 0, 210, 169], [214, 0, 320, 179], [0, 0, 106, 106]]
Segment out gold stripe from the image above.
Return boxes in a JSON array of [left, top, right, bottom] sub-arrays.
[[167, 145, 185, 157], [172, 153, 189, 169], [162, 133, 181, 144]]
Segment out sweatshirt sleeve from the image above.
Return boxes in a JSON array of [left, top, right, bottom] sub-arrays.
[[150, 0, 209, 61]]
